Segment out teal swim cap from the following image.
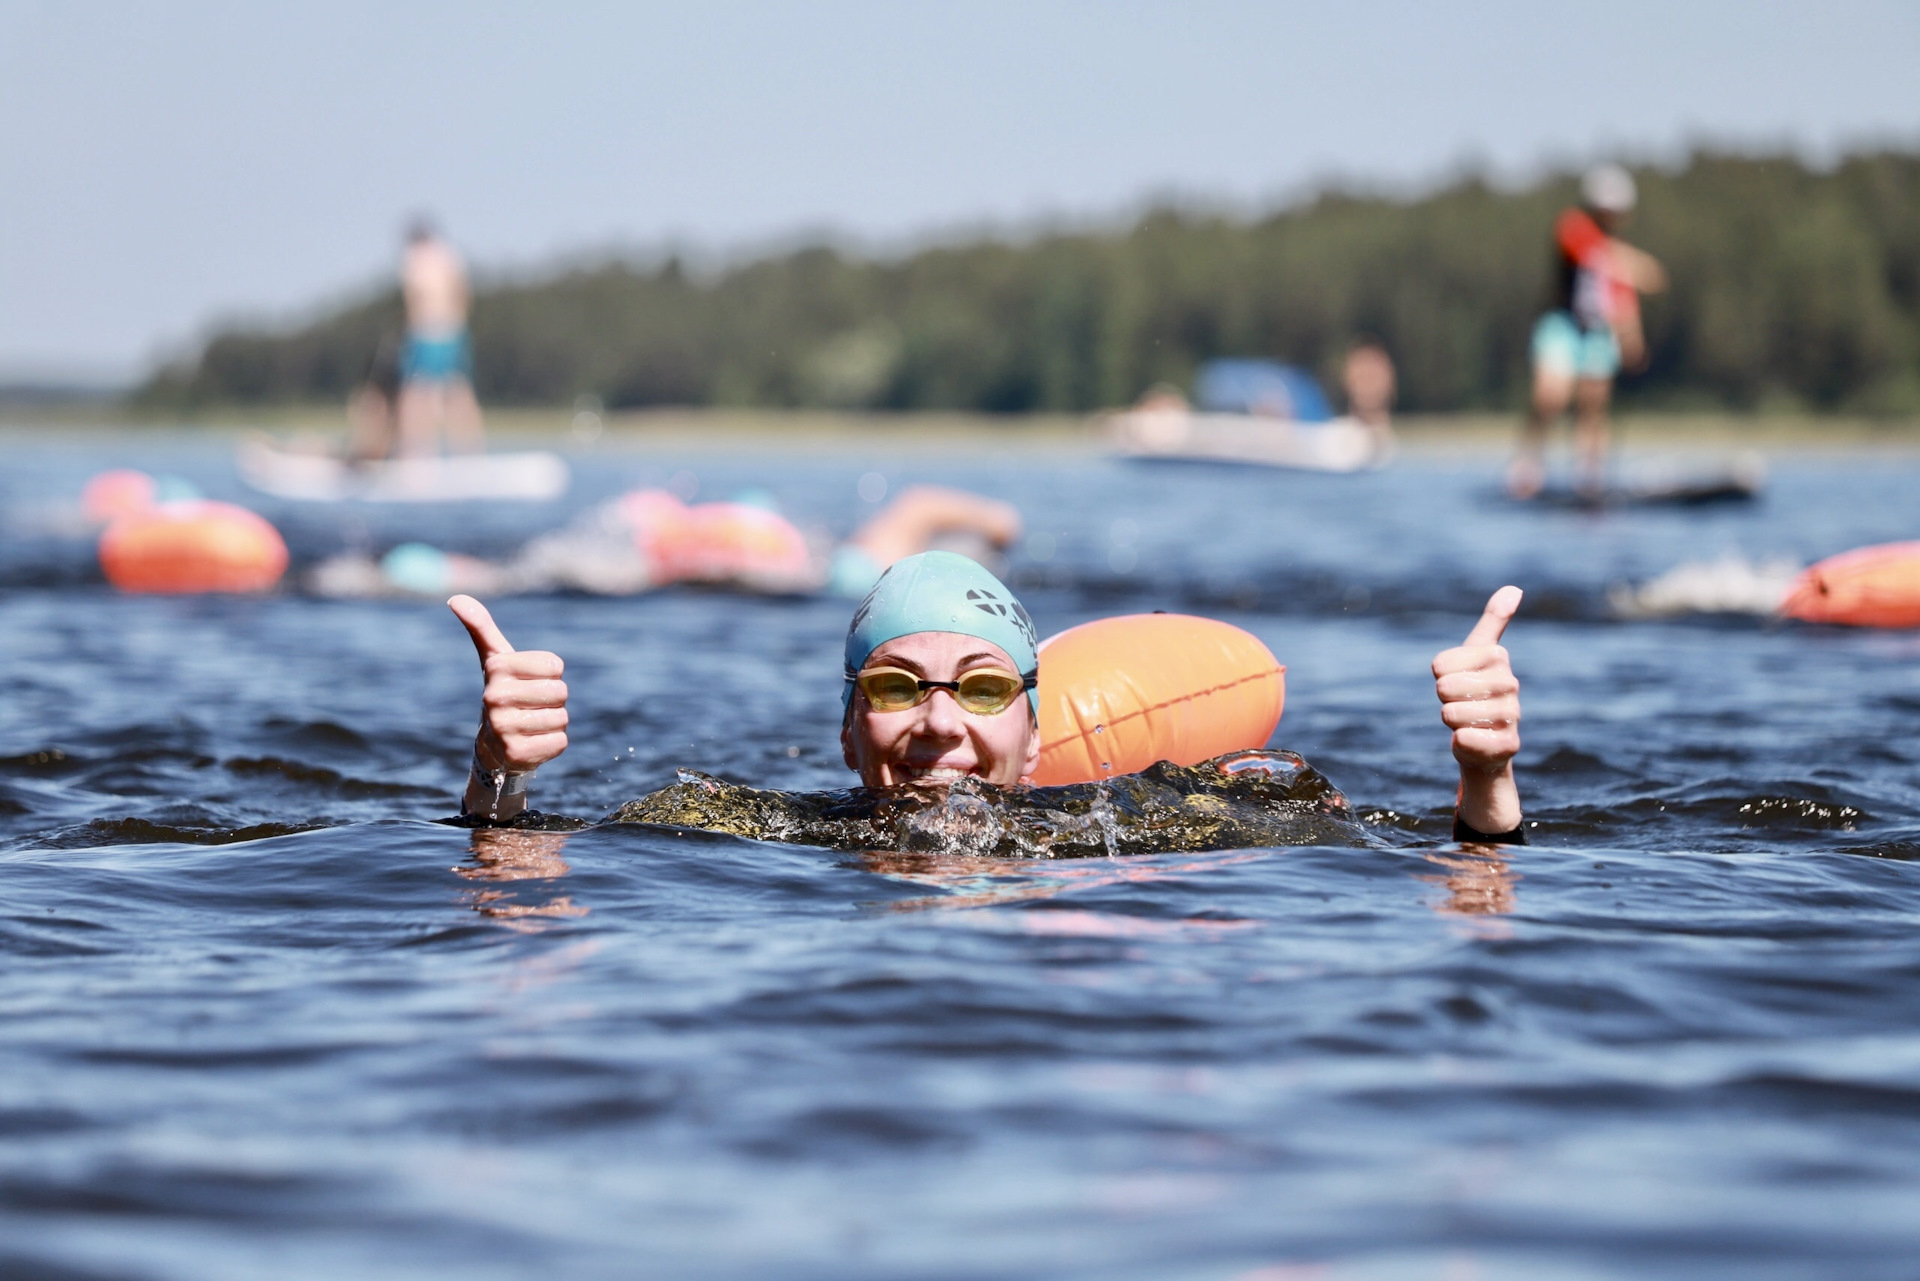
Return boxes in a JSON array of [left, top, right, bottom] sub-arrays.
[[382, 542, 451, 595], [843, 550, 1039, 714]]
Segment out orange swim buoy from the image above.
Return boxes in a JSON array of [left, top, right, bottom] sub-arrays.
[[1032, 613, 1286, 786], [1780, 541, 1920, 629], [99, 501, 289, 594]]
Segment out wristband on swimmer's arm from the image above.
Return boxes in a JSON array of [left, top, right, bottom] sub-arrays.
[[465, 745, 534, 822], [1452, 814, 1527, 845]]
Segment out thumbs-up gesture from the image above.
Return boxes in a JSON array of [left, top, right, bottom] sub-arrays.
[[449, 594, 570, 778], [1432, 586, 1523, 835]]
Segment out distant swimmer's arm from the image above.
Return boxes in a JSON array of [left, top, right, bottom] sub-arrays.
[[1432, 587, 1525, 843], [1608, 239, 1667, 294], [847, 485, 1024, 567], [449, 595, 570, 823]]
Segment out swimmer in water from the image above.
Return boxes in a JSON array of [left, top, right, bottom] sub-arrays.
[[314, 483, 1020, 601], [1341, 337, 1398, 462], [396, 218, 485, 458], [1507, 164, 1667, 500], [447, 553, 1526, 851]]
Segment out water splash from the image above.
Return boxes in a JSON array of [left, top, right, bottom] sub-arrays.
[[605, 750, 1364, 858]]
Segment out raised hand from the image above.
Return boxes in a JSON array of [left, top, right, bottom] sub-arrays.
[[1432, 586, 1523, 835], [449, 594, 569, 776]]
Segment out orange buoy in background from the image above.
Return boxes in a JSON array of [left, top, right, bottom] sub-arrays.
[[1032, 613, 1286, 787], [99, 501, 289, 594], [1780, 541, 1920, 629]]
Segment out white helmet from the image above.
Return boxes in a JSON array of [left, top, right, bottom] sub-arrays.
[[1581, 163, 1637, 214]]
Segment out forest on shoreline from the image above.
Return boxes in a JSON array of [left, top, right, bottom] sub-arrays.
[[141, 150, 1920, 418]]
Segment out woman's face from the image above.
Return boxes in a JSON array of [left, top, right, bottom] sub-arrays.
[[841, 630, 1040, 789]]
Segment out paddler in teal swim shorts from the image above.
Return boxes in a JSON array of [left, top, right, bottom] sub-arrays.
[[396, 219, 486, 457], [445, 552, 1529, 849]]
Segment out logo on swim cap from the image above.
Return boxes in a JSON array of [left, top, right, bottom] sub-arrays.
[[848, 585, 879, 637], [965, 587, 1037, 651]]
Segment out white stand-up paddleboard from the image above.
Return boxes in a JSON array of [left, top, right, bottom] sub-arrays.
[[237, 436, 571, 502], [1107, 408, 1393, 473]]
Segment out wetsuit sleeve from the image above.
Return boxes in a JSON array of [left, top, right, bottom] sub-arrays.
[[1452, 815, 1528, 845]]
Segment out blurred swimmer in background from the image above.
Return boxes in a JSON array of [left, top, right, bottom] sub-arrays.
[[1507, 164, 1667, 500], [396, 219, 486, 457], [311, 483, 1022, 601]]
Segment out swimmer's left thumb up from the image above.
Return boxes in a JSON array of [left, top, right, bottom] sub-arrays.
[[1463, 586, 1523, 646], [449, 594, 515, 662]]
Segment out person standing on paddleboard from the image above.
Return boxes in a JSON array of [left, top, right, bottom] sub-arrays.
[[444, 555, 1529, 846], [1507, 164, 1667, 500], [396, 218, 486, 458]]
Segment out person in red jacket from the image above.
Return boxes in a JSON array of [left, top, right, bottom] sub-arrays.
[[1507, 164, 1667, 499]]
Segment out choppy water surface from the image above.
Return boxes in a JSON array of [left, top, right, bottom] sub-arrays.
[[4, 431, 1920, 1280]]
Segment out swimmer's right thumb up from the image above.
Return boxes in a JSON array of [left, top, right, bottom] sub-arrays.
[[1463, 586, 1523, 647], [449, 594, 515, 661]]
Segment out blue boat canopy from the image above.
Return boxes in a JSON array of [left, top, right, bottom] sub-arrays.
[[1193, 359, 1333, 422]]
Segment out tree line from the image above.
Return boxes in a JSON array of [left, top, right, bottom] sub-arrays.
[[141, 149, 1920, 416]]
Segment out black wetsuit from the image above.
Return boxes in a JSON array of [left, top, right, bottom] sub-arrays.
[[467, 749, 1372, 857]]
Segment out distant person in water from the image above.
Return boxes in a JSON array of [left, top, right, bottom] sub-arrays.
[[316, 482, 1021, 601], [397, 219, 485, 457], [446, 553, 1527, 847], [1342, 338, 1397, 456], [1508, 164, 1667, 499], [1343, 340, 1395, 430]]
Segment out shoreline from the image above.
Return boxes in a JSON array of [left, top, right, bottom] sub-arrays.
[[5, 406, 1920, 457]]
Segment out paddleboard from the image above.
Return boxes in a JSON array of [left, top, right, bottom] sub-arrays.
[[1107, 408, 1392, 473], [238, 436, 570, 503], [1519, 465, 1764, 510]]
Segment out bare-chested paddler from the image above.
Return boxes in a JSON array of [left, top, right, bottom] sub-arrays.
[[397, 220, 485, 457], [443, 553, 1529, 852]]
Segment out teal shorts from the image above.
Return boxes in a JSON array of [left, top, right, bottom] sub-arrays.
[[1531, 311, 1619, 381], [401, 331, 471, 383]]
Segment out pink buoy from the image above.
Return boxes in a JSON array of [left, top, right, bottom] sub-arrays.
[[81, 469, 157, 524]]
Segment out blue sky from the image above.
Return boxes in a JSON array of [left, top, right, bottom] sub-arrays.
[[2, 0, 1915, 379]]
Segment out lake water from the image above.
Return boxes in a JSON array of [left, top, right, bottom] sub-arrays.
[[3, 431, 1919, 1279]]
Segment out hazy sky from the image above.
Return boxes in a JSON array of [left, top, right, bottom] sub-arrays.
[[2, 0, 1915, 379]]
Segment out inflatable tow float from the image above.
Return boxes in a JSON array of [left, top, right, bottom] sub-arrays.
[[1032, 614, 1286, 787], [89, 470, 289, 594], [1780, 541, 1920, 629]]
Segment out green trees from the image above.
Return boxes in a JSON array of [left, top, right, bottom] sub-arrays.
[[141, 150, 1920, 415]]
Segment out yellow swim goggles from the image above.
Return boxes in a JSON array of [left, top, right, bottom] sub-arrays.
[[851, 665, 1036, 715]]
